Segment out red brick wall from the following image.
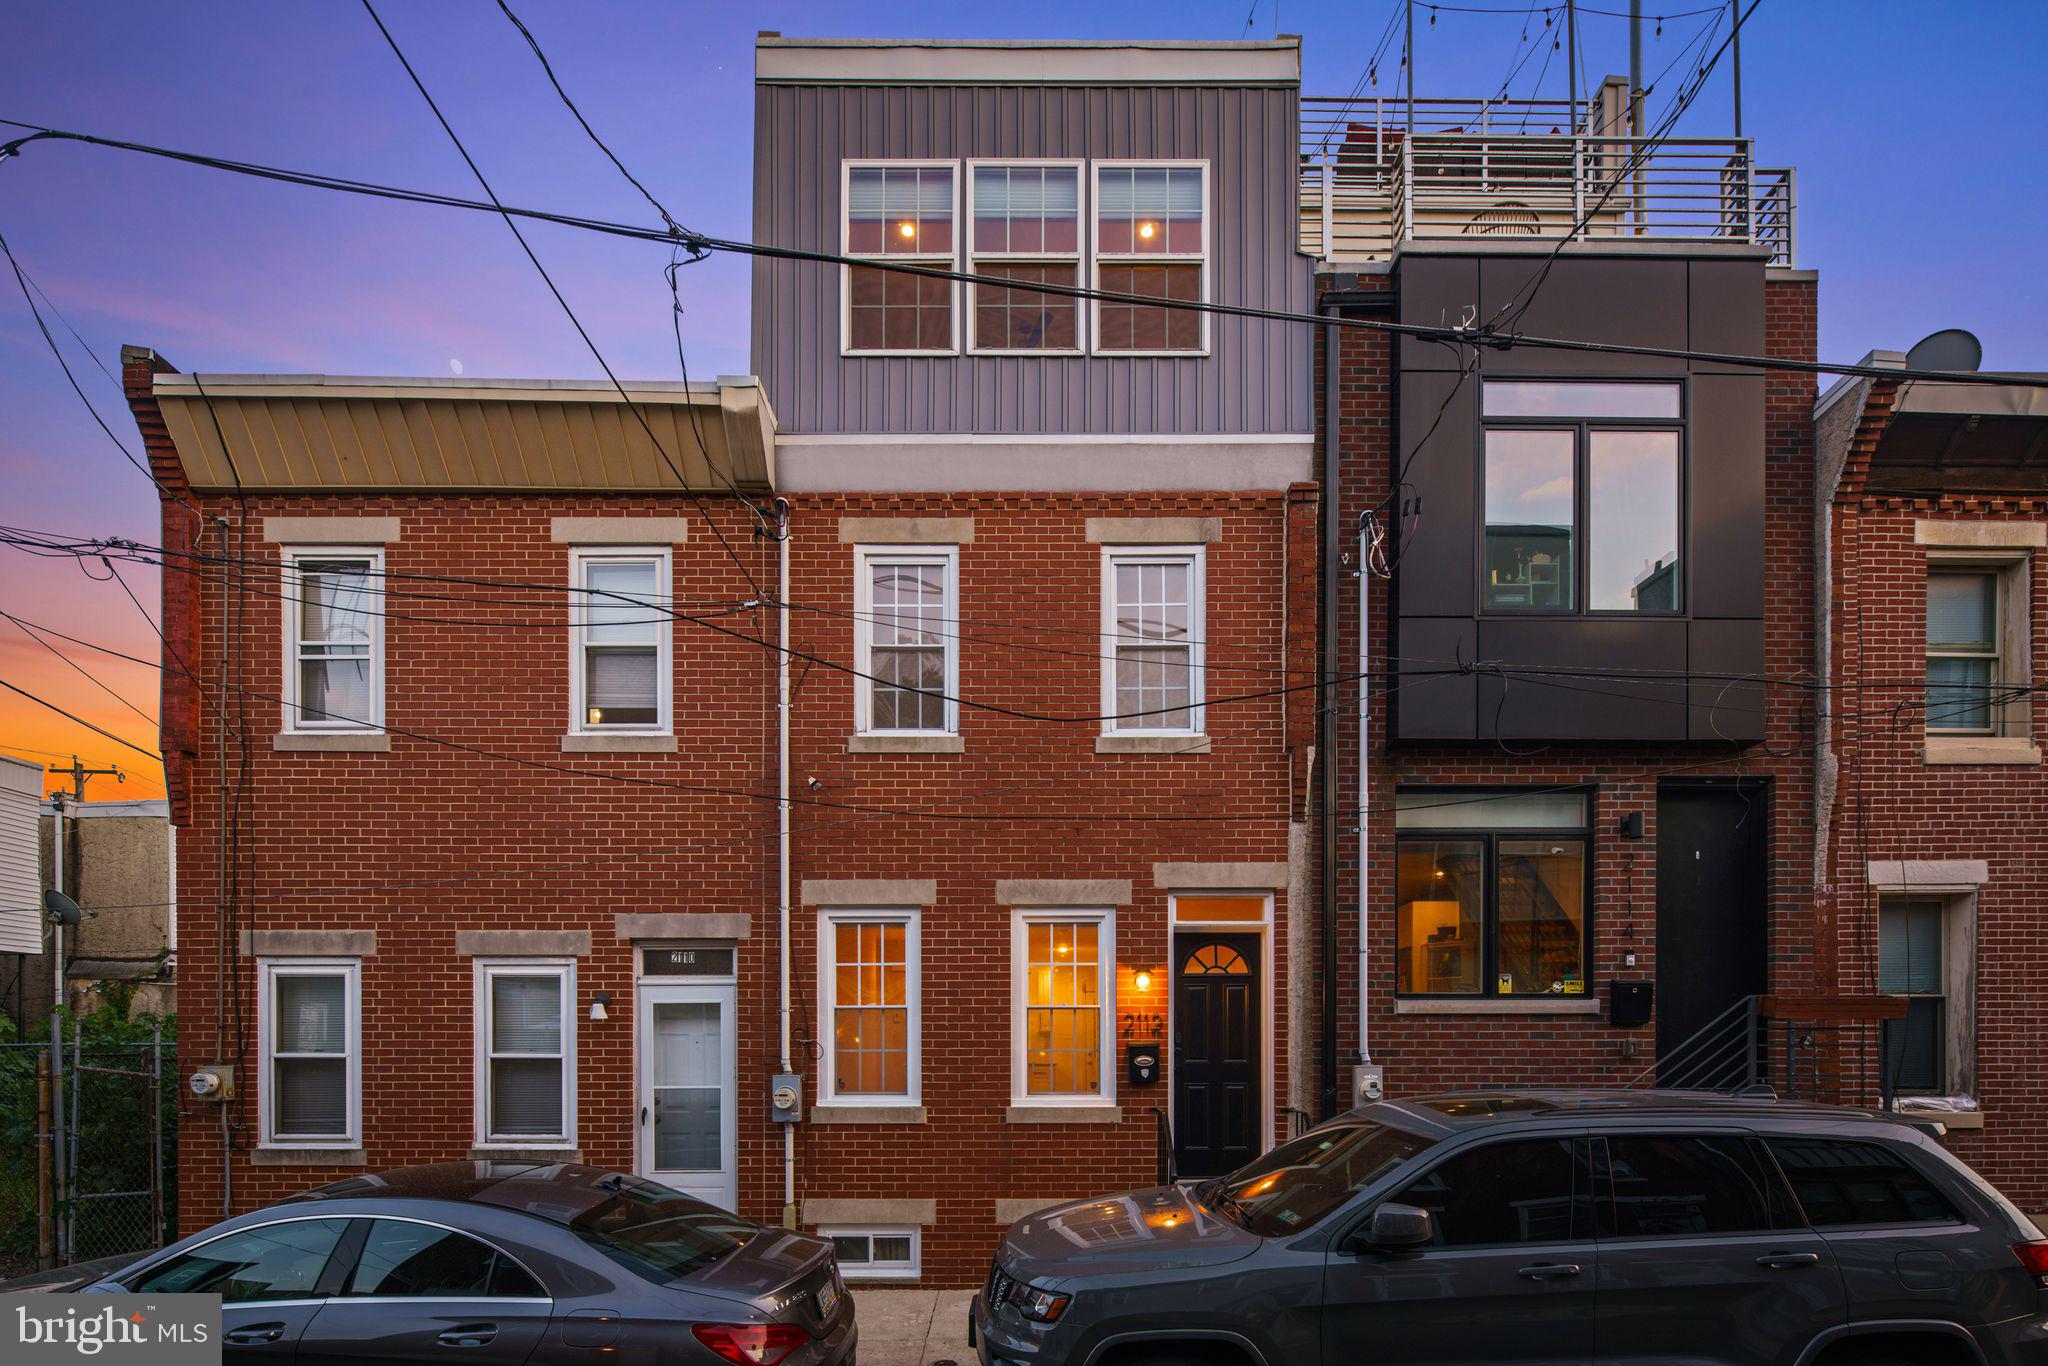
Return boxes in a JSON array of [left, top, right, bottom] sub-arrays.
[[1316, 276, 1821, 1102], [1819, 494, 2048, 1210], [150, 479, 1314, 1284]]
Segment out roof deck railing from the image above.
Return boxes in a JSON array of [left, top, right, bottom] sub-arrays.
[[1300, 92, 1795, 267]]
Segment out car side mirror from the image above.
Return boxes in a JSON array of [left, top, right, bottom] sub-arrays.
[[1354, 1203, 1433, 1253]]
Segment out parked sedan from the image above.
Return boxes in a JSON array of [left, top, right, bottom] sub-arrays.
[[36, 1161, 854, 1364]]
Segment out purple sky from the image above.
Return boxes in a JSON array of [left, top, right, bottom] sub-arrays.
[[4, 0, 2044, 792]]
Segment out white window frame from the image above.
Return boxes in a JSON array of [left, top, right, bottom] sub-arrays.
[[257, 957, 361, 1149], [965, 158, 1086, 356], [853, 545, 959, 738], [1924, 559, 2020, 738], [841, 159, 961, 357], [280, 546, 384, 734], [1009, 907, 1117, 1109], [473, 958, 578, 1149], [817, 1225, 921, 1282], [1101, 545, 1207, 736], [567, 547, 673, 737], [817, 908, 922, 1107], [1090, 159, 1211, 357]]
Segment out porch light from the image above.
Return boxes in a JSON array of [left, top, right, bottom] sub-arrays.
[[1134, 970, 1152, 992], [589, 991, 612, 1022]]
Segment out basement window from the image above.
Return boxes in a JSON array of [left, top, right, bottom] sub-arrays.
[[820, 1227, 919, 1281]]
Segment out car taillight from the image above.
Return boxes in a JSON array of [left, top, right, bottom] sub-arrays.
[[691, 1323, 811, 1366], [2012, 1241, 2048, 1286]]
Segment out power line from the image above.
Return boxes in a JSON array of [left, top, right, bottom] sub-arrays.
[[4, 115, 2043, 390], [1, 610, 159, 730], [0, 675, 161, 761], [356, 0, 774, 597]]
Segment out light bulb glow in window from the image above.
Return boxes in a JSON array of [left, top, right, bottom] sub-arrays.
[[1137, 221, 1156, 239], [897, 221, 916, 239]]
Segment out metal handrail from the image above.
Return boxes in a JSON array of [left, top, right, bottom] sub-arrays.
[[1149, 1106, 1177, 1185]]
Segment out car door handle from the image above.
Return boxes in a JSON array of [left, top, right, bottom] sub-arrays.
[[1757, 1251, 1821, 1270], [1516, 1262, 1581, 1280], [225, 1323, 286, 1345], [438, 1325, 499, 1348]]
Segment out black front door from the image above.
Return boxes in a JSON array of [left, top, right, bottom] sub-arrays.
[[1656, 783, 1769, 1081], [1173, 932, 1260, 1178]]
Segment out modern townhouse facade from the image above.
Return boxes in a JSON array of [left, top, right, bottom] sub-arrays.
[[1812, 351, 2048, 1208], [752, 36, 1318, 1283], [1299, 86, 1837, 1118]]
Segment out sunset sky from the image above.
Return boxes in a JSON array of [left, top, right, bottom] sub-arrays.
[[5, 0, 2044, 798]]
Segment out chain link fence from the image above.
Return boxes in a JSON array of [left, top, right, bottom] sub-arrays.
[[0, 1026, 177, 1272]]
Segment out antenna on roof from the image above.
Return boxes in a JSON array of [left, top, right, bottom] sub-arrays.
[[1904, 329, 1983, 375]]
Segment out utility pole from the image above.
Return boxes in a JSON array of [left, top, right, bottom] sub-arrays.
[[1729, 0, 1744, 138], [47, 755, 123, 802]]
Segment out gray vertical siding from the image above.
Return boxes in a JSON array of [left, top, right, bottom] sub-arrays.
[[752, 82, 1315, 437]]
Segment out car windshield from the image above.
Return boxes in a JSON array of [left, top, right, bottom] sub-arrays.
[[557, 1177, 759, 1283], [1206, 1120, 1434, 1236]]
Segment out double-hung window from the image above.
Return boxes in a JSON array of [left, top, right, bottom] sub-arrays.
[[1012, 909, 1115, 1105], [844, 162, 957, 354], [259, 958, 360, 1148], [570, 549, 670, 734], [476, 960, 575, 1147], [1093, 162, 1207, 354], [968, 161, 1082, 353], [1394, 791, 1590, 998], [854, 546, 957, 736], [1103, 547, 1205, 735], [1481, 381, 1684, 614], [1879, 899, 1949, 1094], [1925, 569, 2002, 734], [818, 909, 919, 1105], [283, 549, 382, 731]]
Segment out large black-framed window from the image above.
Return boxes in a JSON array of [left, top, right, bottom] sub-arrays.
[[1395, 790, 1592, 999], [1481, 379, 1685, 616]]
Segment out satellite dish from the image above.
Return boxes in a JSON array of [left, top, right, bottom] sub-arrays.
[[42, 889, 82, 926], [1905, 328, 1982, 375]]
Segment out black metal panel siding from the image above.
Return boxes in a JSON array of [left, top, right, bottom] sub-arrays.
[[1388, 252, 1770, 743], [751, 82, 1314, 436]]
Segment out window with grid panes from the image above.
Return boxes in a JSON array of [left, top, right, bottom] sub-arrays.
[[1093, 164, 1206, 353], [856, 548, 956, 735], [824, 913, 914, 1101], [1105, 548, 1203, 734], [969, 163, 1081, 352], [1022, 916, 1107, 1098], [845, 164, 956, 353], [284, 551, 380, 730]]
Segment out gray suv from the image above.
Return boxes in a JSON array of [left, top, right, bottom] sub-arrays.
[[970, 1090, 2048, 1366]]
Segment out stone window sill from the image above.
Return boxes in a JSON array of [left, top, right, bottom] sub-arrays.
[[274, 732, 389, 752], [1004, 1105, 1119, 1125], [1394, 997, 1602, 1016], [561, 734, 677, 753], [1895, 1106, 1985, 1131], [1923, 736, 2041, 766], [847, 734, 965, 754], [1095, 734, 1211, 755], [468, 1146, 584, 1162], [253, 1147, 367, 1166], [811, 1105, 929, 1125]]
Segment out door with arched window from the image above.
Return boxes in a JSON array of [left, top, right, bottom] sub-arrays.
[[1172, 932, 1260, 1178]]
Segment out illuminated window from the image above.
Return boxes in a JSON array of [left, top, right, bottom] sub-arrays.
[[1103, 546, 1205, 735], [969, 162, 1082, 352], [1013, 910, 1114, 1104], [569, 548, 670, 734], [282, 549, 382, 732], [1395, 792, 1589, 998], [844, 163, 957, 354], [820, 910, 918, 1104], [1093, 163, 1207, 354]]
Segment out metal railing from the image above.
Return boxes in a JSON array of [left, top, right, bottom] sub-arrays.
[[1149, 1106, 1176, 1185], [1299, 95, 1795, 267], [1627, 994, 1906, 1110]]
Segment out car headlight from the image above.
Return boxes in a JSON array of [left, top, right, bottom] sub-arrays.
[[1015, 1284, 1071, 1324]]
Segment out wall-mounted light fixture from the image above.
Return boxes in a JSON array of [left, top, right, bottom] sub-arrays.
[[1133, 970, 1153, 992], [589, 991, 612, 1022]]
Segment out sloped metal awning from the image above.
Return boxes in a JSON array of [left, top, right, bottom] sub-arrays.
[[151, 372, 776, 494]]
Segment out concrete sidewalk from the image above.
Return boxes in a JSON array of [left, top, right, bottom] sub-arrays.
[[849, 1288, 978, 1365]]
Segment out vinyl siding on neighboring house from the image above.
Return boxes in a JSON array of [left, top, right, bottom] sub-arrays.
[[752, 81, 1314, 436], [0, 756, 42, 954]]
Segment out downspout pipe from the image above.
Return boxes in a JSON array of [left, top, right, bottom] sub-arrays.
[[775, 499, 795, 1228]]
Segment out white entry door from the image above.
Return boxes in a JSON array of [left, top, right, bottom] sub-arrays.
[[637, 982, 737, 1211]]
